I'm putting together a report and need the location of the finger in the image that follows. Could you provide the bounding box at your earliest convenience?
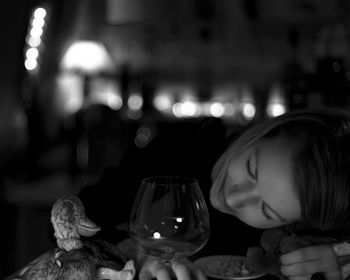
[339,261,350,279]
[325,270,342,280]
[172,259,207,280]
[139,269,154,280]
[281,263,313,277]
[332,243,350,257]
[191,265,207,280]
[289,271,342,280]
[154,267,172,280]
[139,261,171,280]
[139,267,171,280]
[172,261,192,280]
[281,259,338,277]
[281,245,334,265]
[288,275,312,280]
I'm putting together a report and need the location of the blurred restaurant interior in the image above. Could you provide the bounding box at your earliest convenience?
[1,0,350,276]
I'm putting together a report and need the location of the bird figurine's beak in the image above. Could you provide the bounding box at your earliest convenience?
[77,217,101,237]
[51,196,102,251]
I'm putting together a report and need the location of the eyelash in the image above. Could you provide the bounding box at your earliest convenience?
[260,201,272,220]
[246,157,256,179]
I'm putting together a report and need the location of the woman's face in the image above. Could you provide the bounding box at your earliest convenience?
[210,136,301,228]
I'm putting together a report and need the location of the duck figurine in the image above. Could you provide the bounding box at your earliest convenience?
[51,196,101,251]
[6,196,135,280]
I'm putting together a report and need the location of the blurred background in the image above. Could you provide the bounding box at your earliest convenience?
[1,0,350,276]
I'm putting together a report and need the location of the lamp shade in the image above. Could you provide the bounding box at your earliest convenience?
[61,40,115,74]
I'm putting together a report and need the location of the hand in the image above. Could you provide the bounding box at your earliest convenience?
[117,239,207,280]
[139,256,207,280]
[280,244,341,280]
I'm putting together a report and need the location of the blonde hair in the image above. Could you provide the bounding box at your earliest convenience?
[211,108,350,236]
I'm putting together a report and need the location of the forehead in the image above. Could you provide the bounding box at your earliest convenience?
[256,136,301,221]
[257,136,294,174]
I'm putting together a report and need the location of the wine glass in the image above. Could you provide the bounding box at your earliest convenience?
[128,176,210,264]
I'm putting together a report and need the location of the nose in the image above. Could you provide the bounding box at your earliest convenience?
[225,181,259,209]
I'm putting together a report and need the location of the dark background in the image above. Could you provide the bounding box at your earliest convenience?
[1,0,350,277]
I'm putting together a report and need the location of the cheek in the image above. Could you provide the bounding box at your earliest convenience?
[234,205,262,225]
[227,154,246,181]
[267,192,301,222]
[234,206,286,229]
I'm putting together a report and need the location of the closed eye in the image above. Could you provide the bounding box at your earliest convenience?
[260,200,273,220]
[246,155,256,180]
[260,199,286,223]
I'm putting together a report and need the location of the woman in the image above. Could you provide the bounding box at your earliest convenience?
[6,109,349,280]
[133,109,350,280]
